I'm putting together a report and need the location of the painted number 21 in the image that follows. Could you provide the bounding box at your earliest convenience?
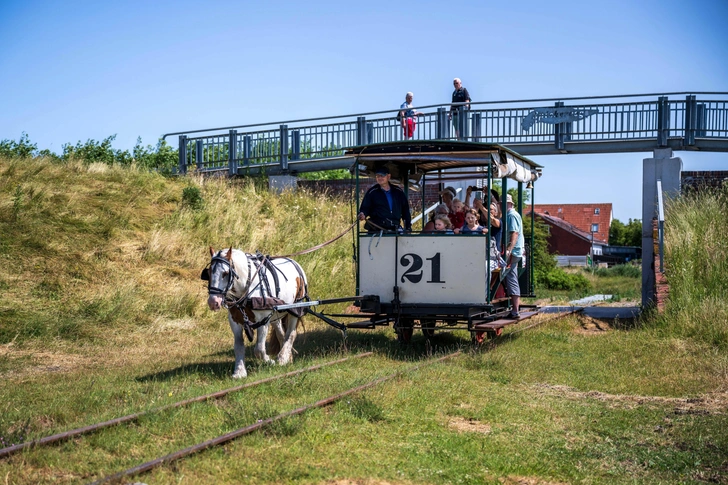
[400,253,445,284]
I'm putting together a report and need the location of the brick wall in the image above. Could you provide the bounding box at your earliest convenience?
[653,218,668,313]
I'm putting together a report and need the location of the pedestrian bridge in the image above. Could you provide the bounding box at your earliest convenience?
[164,91,728,175]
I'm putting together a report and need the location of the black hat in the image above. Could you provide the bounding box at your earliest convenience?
[375,166,390,175]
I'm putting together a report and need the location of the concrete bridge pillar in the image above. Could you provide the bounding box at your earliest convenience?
[642,148,681,308]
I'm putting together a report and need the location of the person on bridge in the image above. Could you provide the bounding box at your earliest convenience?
[399,92,423,139]
[449,78,471,139]
[504,194,524,318]
[358,166,412,233]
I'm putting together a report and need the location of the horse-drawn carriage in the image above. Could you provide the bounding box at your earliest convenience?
[305,140,543,344]
[205,141,543,377]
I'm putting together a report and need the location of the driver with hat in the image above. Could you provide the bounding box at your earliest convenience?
[358,166,412,233]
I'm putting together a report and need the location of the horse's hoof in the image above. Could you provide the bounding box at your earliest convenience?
[232,372,248,379]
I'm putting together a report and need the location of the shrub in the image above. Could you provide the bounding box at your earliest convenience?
[542,268,591,292]
[594,263,641,278]
[181,186,204,210]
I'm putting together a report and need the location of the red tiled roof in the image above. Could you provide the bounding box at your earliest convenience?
[529,203,612,244]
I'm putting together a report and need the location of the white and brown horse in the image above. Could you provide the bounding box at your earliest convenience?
[204,247,308,378]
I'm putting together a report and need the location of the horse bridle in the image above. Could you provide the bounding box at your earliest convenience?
[202,255,240,300]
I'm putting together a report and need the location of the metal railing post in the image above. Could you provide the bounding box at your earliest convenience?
[554,101,565,151]
[290,130,300,161]
[657,96,669,147]
[696,102,706,138]
[471,112,482,141]
[178,135,187,174]
[356,116,366,145]
[436,107,448,139]
[279,124,289,171]
[366,122,374,144]
[228,130,237,176]
[195,140,203,170]
[243,135,251,167]
[684,95,697,146]
[456,106,468,140]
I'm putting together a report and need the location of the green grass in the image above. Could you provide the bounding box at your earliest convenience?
[0,156,726,484]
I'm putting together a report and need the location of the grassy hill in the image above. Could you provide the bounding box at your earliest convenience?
[1,156,726,484]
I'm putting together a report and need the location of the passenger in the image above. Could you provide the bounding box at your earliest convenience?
[460,209,487,234]
[358,166,412,233]
[399,92,423,139]
[473,190,502,251]
[504,194,524,318]
[433,214,454,234]
[448,198,466,232]
[423,203,449,232]
[439,186,457,212]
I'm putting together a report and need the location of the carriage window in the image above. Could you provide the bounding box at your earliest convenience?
[594,208,600,215]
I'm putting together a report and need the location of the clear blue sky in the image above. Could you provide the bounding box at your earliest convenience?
[1,0,726,221]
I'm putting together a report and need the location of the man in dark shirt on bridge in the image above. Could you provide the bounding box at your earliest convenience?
[358,166,412,233]
[449,78,471,139]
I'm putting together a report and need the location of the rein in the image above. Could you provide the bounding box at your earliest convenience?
[269,221,357,259]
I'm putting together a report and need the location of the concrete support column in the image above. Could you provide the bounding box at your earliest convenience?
[642,148,681,308]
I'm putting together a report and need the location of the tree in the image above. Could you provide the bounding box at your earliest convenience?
[609,218,626,246]
[609,218,642,247]
[624,219,642,247]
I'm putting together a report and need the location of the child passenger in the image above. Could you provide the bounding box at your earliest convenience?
[460,209,488,234]
[433,214,454,234]
[448,198,466,232]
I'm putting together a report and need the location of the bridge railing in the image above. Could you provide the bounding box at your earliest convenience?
[169,92,728,175]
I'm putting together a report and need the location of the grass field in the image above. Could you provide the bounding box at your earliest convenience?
[0,156,725,484]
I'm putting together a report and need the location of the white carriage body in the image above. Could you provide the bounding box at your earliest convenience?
[359,234,492,305]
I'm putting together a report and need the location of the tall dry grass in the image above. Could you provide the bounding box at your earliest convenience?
[659,183,728,349]
[0,156,356,347]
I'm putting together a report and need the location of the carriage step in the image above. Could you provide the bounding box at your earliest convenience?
[472,311,538,330]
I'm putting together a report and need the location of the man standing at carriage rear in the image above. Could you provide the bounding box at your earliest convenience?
[449,78,471,139]
[399,92,423,139]
[358,166,412,233]
[504,194,524,318]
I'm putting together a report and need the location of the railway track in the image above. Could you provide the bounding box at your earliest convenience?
[0,353,373,460]
[2,309,578,484]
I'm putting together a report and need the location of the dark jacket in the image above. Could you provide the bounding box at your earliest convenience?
[359,184,412,231]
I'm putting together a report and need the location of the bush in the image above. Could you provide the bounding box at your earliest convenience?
[543,268,591,292]
[594,263,641,278]
[181,186,204,210]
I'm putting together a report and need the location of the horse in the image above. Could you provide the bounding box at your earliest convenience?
[203,247,308,378]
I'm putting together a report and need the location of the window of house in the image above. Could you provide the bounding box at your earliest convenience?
[594,208,600,215]
[591,223,599,232]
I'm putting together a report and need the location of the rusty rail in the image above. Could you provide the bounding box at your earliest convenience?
[0,353,373,459]
[90,351,461,484]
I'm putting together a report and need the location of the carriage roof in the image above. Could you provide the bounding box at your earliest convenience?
[346,141,542,182]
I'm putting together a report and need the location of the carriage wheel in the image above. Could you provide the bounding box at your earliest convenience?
[421,319,436,338]
[473,331,486,345]
[396,318,414,344]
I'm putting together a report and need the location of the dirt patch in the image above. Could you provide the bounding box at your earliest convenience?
[574,315,612,335]
[0,343,94,380]
[500,476,569,485]
[324,481,403,485]
[448,416,492,434]
[532,383,728,414]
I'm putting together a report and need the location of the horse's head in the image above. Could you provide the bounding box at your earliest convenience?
[205,246,240,311]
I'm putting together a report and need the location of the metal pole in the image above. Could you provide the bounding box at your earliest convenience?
[279,124,289,171]
[228,130,237,176]
[178,135,187,174]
